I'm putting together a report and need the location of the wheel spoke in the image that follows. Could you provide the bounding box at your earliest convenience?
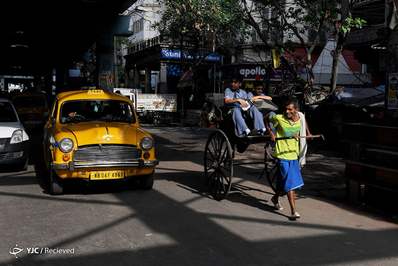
[269,165,278,182]
[266,162,278,191]
[212,171,220,195]
[220,170,231,187]
[205,147,216,162]
[221,167,231,173]
[209,171,217,190]
[220,158,232,172]
[205,164,215,172]
[216,136,225,157]
[219,142,228,163]
[206,169,216,182]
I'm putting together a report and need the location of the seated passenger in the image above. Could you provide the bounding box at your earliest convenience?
[248,81,278,135]
[247,81,273,102]
[224,74,266,137]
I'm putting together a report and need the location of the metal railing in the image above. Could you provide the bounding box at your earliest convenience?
[126,35,164,55]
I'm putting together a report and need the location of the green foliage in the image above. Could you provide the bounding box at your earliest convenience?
[154,0,248,54]
[341,17,366,34]
[153,0,365,90]
[239,0,366,91]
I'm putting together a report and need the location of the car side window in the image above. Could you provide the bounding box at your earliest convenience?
[0,102,18,122]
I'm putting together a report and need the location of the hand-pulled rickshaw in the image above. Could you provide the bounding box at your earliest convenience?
[202,93,323,201]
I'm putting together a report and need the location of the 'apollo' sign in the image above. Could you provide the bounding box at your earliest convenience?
[239,66,266,78]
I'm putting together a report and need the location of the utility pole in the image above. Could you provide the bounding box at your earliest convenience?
[114,36,119,88]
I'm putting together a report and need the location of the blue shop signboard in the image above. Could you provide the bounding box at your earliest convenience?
[161,49,220,62]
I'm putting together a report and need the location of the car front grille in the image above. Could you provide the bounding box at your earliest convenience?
[0,151,23,160]
[73,145,142,162]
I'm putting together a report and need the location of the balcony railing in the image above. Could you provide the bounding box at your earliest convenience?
[126,35,164,55]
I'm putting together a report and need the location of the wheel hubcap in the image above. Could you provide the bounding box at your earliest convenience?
[213,160,219,170]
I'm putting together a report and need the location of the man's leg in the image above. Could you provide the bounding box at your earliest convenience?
[274,189,298,217]
[287,190,297,215]
[271,189,283,210]
[231,108,249,135]
[248,107,266,133]
[273,159,302,218]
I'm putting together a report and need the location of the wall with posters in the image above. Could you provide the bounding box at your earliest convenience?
[136,93,177,112]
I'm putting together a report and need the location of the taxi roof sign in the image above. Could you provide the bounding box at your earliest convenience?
[87,89,104,94]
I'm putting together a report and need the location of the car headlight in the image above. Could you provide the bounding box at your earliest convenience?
[140,137,154,151]
[59,138,74,153]
[10,130,23,144]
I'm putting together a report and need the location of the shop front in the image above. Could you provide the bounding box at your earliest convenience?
[124,39,221,110]
[220,63,294,95]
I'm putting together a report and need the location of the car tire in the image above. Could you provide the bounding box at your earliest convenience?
[17,158,28,171]
[49,164,64,195]
[139,170,155,190]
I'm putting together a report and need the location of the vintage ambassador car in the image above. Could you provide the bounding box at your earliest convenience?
[43,89,159,195]
[12,93,49,130]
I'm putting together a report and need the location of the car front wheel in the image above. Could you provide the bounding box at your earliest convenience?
[17,158,28,171]
[49,161,64,195]
[139,170,155,190]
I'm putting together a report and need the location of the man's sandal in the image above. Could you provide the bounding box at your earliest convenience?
[271,196,283,210]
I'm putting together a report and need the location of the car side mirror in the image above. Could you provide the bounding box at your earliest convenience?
[50,117,56,126]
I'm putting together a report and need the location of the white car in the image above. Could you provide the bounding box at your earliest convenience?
[0,98,29,171]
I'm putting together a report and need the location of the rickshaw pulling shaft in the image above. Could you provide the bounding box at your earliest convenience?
[275,134,325,141]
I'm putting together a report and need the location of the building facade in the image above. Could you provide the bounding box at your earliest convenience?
[124,0,370,108]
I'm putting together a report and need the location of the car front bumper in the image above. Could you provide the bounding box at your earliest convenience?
[0,140,29,165]
[51,159,159,170]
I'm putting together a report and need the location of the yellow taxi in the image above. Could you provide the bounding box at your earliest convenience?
[12,92,50,130]
[43,89,159,195]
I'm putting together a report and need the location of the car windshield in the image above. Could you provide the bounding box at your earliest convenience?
[60,100,136,124]
[13,96,46,107]
[0,102,18,122]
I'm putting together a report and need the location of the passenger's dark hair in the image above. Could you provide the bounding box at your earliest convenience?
[283,98,299,110]
[231,74,243,83]
[253,81,263,87]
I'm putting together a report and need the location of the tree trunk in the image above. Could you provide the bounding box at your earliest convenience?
[330,34,346,93]
[331,0,350,93]
[280,54,307,88]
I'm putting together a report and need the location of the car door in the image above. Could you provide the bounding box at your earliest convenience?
[43,99,59,168]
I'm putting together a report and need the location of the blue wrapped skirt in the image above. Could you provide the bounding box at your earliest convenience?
[277,159,304,193]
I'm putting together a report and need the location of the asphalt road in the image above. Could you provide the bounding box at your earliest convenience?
[1,126,398,266]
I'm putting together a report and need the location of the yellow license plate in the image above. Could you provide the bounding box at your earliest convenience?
[90,171,124,180]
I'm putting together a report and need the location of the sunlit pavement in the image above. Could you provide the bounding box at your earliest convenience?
[1,126,397,265]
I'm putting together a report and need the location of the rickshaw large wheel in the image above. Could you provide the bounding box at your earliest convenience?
[264,143,279,193]
[204,130,233,200]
